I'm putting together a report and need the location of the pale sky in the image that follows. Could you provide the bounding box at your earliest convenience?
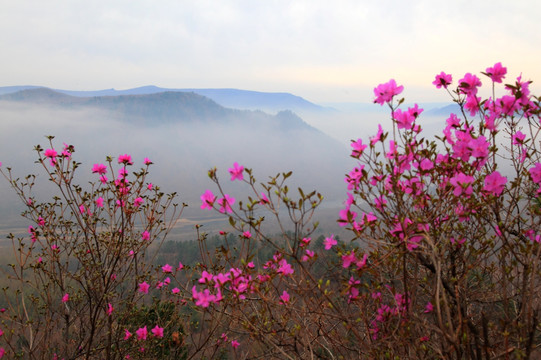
[1,0,540,103]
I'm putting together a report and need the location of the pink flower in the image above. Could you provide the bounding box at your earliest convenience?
[373,79,404,105]
[231,340,240,349]
[342,251,356,268]
[260,192,270,204]
[92,163,107,175]
[483,171,507,196]
[242,231,252,238]
[393,108,415,130]
[118,154,133,165]
[432,71,452,88]
[95,197,104,208]
[200,190,216,210]
[198,270,213,284]
[370,124,384,146]
[44,148,57,159]
[151,325,164,338]
[449,173,475,197]
[468,136,489,158]
[172,287,180,294]
[218,194,235,214]
[136,326,148,340]
[177,261,184,270]
[147,183,153,190]
[323,235,337,250]
[228,162,244,181]
[458,73,482,96]
[107,303,114,316]
[133,197,144,208]
[141,231,150,241]
[419,159,434,171]
[424,302,434,313]
[162,264,173,273]
[351,138,367,157]
[0,347,5,358]
[485,62,507,83]
[62,293,69,303]
[143,157,152,165]
[138,281,150,294]
[530,163,541,184]
[280,290,290,304]
[44,148,57,166]
[124,329,132,340]
[277,259,294,276]
[192,286,217,308]
[512,131,526,145]
[302,249,315,262]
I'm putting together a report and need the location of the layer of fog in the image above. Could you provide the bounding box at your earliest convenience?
[0,102,354,240]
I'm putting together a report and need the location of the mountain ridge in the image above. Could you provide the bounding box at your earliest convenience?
[0,85,334,114]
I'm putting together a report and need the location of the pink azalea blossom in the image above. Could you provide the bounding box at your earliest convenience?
[95,197,104,208]
[192,286,217,307]
[162,264,173,273]
[483,171,507,196]
[323,235,337,250]
[124,329,132,340]
[458,73,482,96]
[424,302,434,313]
[485,62,507,83]
[449,173,475,197]
[138,281,150,294]
[277,259,294,276]
[143,157,152,165]
[242,231,252,238]
[118,154,133,165]
[530,163,541,184]
[231,340,240,349]
[62,293,69,303]
[172,287,180,294]
[260,192,270,204]
[141,231,150,241]
[136,326,148,340]
[342,252,356,268]
[44,148,57,166]
[351,138,367,157]
[228,162,244,181]
[133,197,144,208]
[218,194,235,214]
[200,190,216,210]
[151,325,164,338]
[177,261,184,270]
[92,163,107,175]
[370,124,384,145]
[280,290,290,304]
[432,71,452,88]
[512,131,526,145]
[373,79,404,105]
[107,303,114,316]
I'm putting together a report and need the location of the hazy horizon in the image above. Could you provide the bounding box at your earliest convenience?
[1,1,540,104]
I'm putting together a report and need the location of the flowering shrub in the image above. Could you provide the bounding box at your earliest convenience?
[0,140,189,359]
[1,63,541,359]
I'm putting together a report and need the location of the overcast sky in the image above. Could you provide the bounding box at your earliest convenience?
[1,0,540,103]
